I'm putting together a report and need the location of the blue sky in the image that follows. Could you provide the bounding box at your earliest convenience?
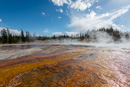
[0,0,130,36]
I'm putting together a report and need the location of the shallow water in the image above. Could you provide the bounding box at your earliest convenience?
[0,45,45,50]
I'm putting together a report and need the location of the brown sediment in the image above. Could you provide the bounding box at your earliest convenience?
[0,50,73,68]
[0,46,88,86]
[0,45,129,87]
[0,45,67,68]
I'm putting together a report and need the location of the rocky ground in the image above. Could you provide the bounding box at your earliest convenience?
[0,43,129,87]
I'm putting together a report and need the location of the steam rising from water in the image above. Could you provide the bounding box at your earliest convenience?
[53,39,130,48]
[51,31,130,49]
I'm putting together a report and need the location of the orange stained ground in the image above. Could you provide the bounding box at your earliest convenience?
[0,46,129,87]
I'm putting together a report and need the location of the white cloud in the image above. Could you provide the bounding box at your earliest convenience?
[51,0,99,11]
[65,31,78,36]
[42,12,45,15]
[68,5,130,32]
[0,27,20,35]
[43,29,48,33]
[66,10,69,16]
[88,9,91,12]
[70,0,92,11]
[0,19,2,22]
[56,8,63,13]
[96,6,102,9]
[9,29,21,35]
[52,32,63,36]
[86,11,96,18]
[107,0,130,7]
[58,16,62,19]
[51,0,71,6]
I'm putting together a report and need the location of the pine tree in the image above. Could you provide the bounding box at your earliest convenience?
[21,30,25,42]
[7,28,10,43]
[1,29,7,43]
[26,31,30,42]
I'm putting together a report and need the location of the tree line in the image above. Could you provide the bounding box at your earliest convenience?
[0,27,130,44]
[78,27,130,42]
[0,28,35,43]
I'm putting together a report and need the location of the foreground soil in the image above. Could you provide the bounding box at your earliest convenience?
[0,45,129,87]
